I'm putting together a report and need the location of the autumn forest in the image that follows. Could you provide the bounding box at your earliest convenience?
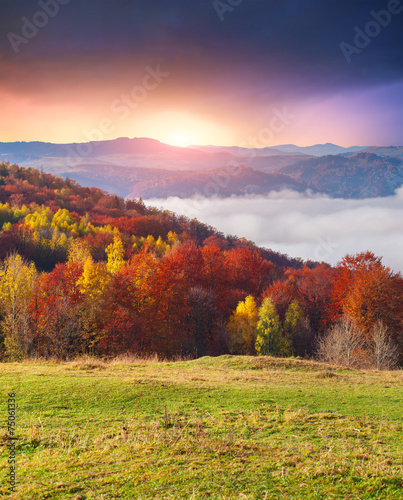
[0,161,402,367]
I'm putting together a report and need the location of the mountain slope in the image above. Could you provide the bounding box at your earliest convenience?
[0,137,194,157]
[343,146,403,160]
[127,165,309,199]
[272,143,367,156]
[281,152,403,198]
[187,145,305,156]
[1,138,403,199]
[0,138,314,197]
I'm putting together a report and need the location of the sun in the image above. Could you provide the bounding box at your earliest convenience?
[134,111,233,147]
[169,133,192,147]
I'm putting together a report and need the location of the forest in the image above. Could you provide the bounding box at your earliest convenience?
[0,161,402,366]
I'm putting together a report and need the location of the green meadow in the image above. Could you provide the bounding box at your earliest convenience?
[1,355,402,499]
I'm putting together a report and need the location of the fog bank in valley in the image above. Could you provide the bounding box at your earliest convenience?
[147,188,403,273]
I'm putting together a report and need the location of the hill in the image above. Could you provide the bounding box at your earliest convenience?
[0,138,312,197]
[343,146,403,160]
[0,161,402,365]
[128,152,403,200]
[0,161,303,270]
[1,355,402,499]
[127,165,310,199]
[187,144,306,156]
[189,143,367,157]
[272,143,367,156]
[0,137,192,157]
[280,152,403,198]
[2,139,403,199]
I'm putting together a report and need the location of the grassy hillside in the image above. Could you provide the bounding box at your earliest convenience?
[1,356,402,499]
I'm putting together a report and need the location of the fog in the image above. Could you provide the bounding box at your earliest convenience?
[147,188,403,273]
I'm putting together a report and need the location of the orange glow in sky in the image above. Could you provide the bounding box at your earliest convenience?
[133,111,234,147]
[0,2,402,147]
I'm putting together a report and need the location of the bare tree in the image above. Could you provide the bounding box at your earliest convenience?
[316,316,368,368]
[35,294,85,360]
[370,320,399,370]
[186,286,221,357]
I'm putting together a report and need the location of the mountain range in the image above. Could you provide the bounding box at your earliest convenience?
[1,138,402,199]
[190,142,367,157]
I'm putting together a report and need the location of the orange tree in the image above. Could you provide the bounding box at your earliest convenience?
[332,252,403,352]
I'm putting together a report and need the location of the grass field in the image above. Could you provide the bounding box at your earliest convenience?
[1,355,402,499]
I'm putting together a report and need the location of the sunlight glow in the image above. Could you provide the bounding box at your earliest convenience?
[169,133,192,147]
[134,111,233,147]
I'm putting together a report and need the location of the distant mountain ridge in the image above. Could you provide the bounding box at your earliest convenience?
[272,143,367,156]
[127,165,310,199]
[187,145,304,157]
[280,152,403,198]
[343,146,403,160]
[0,138,402,199]
[189,142,368,157]
[0,137,316,196]
[0,137,184,157]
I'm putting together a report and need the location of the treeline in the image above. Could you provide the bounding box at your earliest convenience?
[0,162,402,365]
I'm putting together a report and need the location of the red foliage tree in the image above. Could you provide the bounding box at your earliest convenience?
[30,262,84,358]
[332,252,403,349]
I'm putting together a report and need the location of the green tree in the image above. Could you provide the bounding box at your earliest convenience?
[255,298,292,356]
[284,300,311,357]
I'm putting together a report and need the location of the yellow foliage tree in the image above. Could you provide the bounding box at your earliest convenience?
[68,239,92,263]
[106,230,125,274]
[155,236,168,256]
[0,254,37,359]
[76,256,110,347]
[77,256,110,301]
[227,295,258,354]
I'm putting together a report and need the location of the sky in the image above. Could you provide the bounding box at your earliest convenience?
[0,0,402,147]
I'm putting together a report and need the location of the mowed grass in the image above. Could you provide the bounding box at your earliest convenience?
[1,355,402,500]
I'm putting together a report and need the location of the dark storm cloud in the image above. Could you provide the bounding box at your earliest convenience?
[1,0,402,92]
[0,0,402,144]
